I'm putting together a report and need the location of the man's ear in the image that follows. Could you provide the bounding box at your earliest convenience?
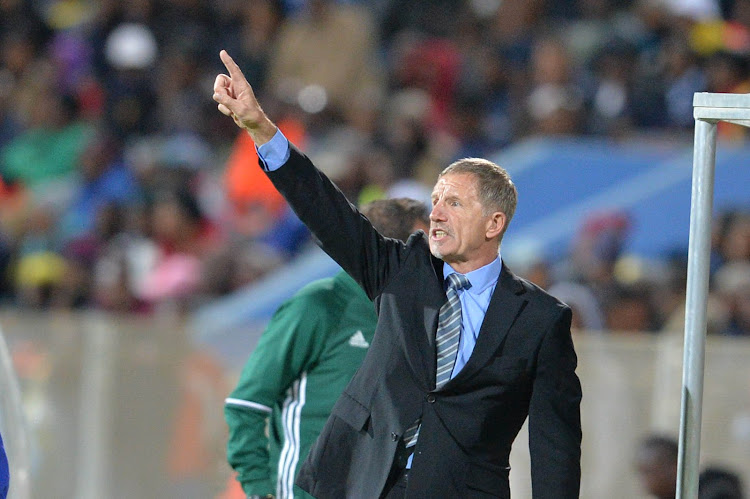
[486,211,506,240]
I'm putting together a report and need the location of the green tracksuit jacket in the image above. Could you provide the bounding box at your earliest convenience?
[225,271,376,498]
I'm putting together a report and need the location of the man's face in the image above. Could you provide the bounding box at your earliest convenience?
[429,173,504,273]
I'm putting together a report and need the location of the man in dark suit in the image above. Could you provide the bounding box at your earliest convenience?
[214,50,581,499]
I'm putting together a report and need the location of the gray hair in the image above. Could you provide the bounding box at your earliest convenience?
[439,158,518,227]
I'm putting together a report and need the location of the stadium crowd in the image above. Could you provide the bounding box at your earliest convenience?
[0,0,748,336]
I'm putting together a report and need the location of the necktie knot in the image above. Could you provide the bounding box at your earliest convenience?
[446,273,471,292]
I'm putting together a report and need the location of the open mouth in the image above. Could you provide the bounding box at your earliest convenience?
[431,228,449,240]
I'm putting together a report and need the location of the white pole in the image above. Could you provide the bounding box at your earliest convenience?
[75,313,117,499]
[676,117,717,498]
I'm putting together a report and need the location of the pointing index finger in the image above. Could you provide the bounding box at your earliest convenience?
[220,50,245,82]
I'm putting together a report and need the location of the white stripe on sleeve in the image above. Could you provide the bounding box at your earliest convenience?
[224,397,273,413]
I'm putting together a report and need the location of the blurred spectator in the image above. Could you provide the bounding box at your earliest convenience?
[548,281,605,331]
[223,0,284,93]
[58,132,139,243]
[715,211,750,266]
[558,0,628,66]
[664,0,722,21]
[0,12,50,131]
[13,203,67,308]
[139,188,215,313]
[525,36,584,136]
[604,282,659,332]
[96,16,160,138]
[714,261,750,336]
[490,0,544,55]
[0,229,11,300]
[201,241,284,298]
[93,203,157,313]
[587,41,638,136]
[355,146,398,206]
[562,211,632,316]
[520,257,553,291]
[380,0,463,45]
[391,36,462,134]
[635,434,678,499]
[662,35,707,128]
[1,91,92,192]
[0,1,50,51]
[223,121,304,229]
[154,0,217,59]
[353,143,430,206]
[381,88,443,183]
[449,91,496,160]
[155,48,211,136]
[222,120,311,260]
[266,0,383,121]
[55,202,126,309]
[629,1,673,128]
[699,466,745,499]
[659,254,732,336]
[705,51,750,140]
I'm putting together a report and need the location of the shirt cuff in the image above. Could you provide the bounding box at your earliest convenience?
[256,128,291,171]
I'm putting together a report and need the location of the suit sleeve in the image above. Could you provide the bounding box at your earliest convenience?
[528,306,582,499]
[265,146,410,300]
[224,292,330,496]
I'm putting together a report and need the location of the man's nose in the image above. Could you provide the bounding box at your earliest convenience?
[430,203,445,221]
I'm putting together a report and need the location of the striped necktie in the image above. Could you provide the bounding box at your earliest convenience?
[404,272,471,449]
[435,272,472,389]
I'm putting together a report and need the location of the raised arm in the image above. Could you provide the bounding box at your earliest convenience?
[211,50,413,299]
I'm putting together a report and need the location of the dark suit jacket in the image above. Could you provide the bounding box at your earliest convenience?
[266,146,582,498]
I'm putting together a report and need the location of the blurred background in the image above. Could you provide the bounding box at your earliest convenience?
[0,0,749,497]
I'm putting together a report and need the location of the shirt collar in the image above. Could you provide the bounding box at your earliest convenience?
[443,255,502,295]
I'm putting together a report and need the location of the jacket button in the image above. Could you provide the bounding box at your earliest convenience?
[391,432,399,441]
[427,394,436,403]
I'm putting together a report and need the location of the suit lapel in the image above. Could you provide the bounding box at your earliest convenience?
[402,255,444,391]
[427,255,445,357]
[442,264,527,389]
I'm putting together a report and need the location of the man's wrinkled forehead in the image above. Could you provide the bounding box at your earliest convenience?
[431,173,477,198]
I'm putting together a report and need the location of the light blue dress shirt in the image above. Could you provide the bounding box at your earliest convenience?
[443,259,502,379]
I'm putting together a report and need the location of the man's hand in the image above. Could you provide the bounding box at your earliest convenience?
[213,50,277,145]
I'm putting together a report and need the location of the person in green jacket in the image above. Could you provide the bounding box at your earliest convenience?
[225,197,429,499]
